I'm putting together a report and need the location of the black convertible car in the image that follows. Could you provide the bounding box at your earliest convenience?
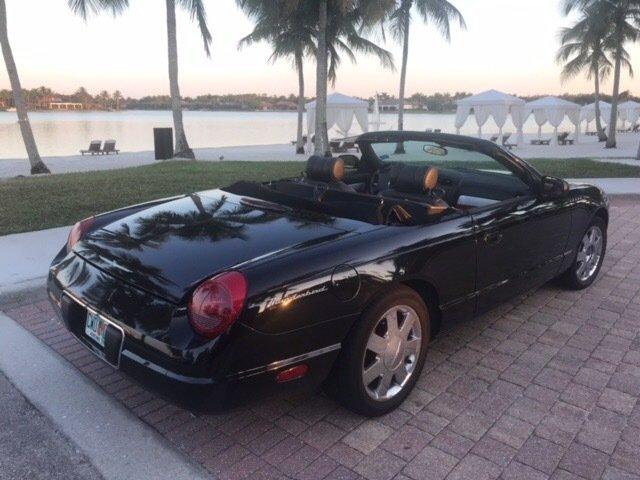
[47,131,608,416]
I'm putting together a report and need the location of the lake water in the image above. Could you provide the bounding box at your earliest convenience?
[0,110,578,159]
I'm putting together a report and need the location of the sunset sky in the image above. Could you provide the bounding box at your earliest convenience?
[1,0,638,99]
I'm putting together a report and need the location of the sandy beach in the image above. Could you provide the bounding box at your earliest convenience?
[1,132,639,179]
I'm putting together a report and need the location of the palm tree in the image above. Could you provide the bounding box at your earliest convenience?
[390,0,465,133]
[237,1,316,154]
[0,0,50,174]
[98,89,111,109]
[314,0,396,155]
[112,90,123,110]
[557,5,616,141]
[69,0,212,158]
[563,0,640,148]
[315,0,330,154]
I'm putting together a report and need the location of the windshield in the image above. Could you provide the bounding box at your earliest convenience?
[370,140,510,174]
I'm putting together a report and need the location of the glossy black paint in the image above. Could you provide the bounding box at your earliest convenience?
[47,132,608,410]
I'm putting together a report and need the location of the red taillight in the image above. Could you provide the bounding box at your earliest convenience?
[276,364,309,383]
[67,216,95,251]
[188,271,247,339]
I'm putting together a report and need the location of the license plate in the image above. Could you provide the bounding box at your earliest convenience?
[85,311,108,347]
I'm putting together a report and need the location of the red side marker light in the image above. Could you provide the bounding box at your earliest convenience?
[276,364,309,383]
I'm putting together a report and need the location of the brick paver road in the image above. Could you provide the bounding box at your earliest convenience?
[3,197,640,480]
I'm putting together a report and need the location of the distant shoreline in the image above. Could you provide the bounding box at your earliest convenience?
[0,108,454,115]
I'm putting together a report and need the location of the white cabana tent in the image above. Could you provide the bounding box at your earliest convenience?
[618,101,640,129]
[455,89,526,147]
[306,92,369,140]
[524,96,581,146]
[580,101,612,133]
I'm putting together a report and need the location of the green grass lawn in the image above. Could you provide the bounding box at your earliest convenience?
[1,158,638,236]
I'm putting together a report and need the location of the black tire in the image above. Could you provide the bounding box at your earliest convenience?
[329,285,430,416]
[560,216,607,290]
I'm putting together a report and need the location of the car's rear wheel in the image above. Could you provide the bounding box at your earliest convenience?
[561,217,606,289]
[330,286,430,416]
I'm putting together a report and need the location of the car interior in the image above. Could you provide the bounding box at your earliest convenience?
[224,138,535,227]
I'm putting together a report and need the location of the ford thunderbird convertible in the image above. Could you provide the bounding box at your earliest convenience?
[47,131,608,416]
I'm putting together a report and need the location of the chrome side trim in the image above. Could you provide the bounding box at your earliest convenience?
[229,343,341,379]
[62,290,126,369]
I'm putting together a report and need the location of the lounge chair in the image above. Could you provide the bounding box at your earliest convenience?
[530,137,551,145]
[102,140,120,155]
[558,132,574,145]
[80,140,102,155]
[502,133,517,150]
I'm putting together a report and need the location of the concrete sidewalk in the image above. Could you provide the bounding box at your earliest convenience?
[0,226,69,299]
[0,312,209,480]
[0,371,104,480]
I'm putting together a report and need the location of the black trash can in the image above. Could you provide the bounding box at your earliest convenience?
[153,128,173,160]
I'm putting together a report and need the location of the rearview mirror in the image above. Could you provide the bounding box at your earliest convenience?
[540,176,568,199]
[423,144,448,156]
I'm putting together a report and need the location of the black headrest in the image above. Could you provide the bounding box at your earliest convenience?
[306,155,345,183]
[390,164,438,193]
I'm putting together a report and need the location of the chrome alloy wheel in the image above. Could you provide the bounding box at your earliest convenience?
[576,226,603,282]
[362,305,422,401]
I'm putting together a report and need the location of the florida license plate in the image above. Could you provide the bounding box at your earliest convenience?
[85,311,108,347]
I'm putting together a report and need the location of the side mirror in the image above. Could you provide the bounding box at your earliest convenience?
[540,176,568,199]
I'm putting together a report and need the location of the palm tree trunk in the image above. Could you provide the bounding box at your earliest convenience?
[0,0,49,174]
[165,0,194,159]
[594,74,606,142]
[295,48,305,155]
[606,42,623,149]
[397,1,411,132]
[314,0,329,156]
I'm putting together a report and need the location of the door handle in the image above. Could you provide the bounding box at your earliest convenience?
[483,232,503,245]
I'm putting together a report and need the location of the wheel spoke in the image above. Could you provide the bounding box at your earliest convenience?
[404,338,420,356]
[576,250,587,263]
[363,359,384,385]
[376,369,394,397]
[366,333,387,355]
[387,310,400,339]
[399,311,415,340]
[393,364,409,385]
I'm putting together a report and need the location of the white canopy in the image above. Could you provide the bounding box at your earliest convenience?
[618,100,640,127]
[580,101,612,126]
[455,89,526,147]
[525,96,581,145]
[306,92,369,139]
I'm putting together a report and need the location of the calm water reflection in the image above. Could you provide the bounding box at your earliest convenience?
[0,110,576,158]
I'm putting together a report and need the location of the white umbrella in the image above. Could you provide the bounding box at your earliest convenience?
[525,96,581,145]
[455,89,526,147]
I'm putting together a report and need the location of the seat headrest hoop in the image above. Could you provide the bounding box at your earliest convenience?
[390,164,438,193]
[306,155,345,183]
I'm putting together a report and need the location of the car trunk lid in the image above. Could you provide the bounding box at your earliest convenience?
[74,190,352,302]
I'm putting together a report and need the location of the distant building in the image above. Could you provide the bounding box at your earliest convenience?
[49,102,84,110]
[377,99,416,112]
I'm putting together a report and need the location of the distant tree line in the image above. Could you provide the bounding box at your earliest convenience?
[4,87,638,114]
[0,86,125,110]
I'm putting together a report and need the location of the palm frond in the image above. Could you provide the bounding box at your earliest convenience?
[67,0,129,20]
[415,0,466,42]
[176,0,212,57]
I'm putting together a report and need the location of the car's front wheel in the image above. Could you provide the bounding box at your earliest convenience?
[331,286,430,416]
[561,217,607,289]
